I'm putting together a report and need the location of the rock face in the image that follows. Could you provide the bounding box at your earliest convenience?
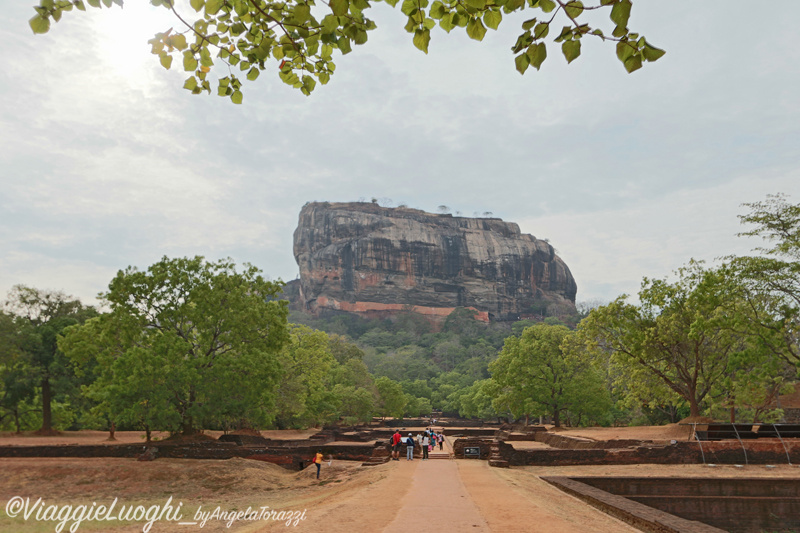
[293,202,577,321]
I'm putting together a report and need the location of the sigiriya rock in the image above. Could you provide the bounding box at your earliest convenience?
[292,201,577,322]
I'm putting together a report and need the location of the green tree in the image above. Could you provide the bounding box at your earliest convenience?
[727,194,800,366]
[0,312,39,432]
[60,256,289,435]
[331,383,375,424]
[489,323,601,426]
[3,286,96,433]
[575,262,767,419]
[331,357,374,388]
[374,376,406,418]
[328,333,366,364]
[453,378,497,419]
[0,311,33,432]
[403,393,432,417]
[275,324,337,428]
[29,0,663,102]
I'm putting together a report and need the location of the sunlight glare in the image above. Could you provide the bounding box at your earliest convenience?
[93,1,177,83]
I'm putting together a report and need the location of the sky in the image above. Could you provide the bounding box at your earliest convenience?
[2,1,799,308]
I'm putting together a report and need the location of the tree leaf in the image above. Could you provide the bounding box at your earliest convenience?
[563,0,583,19]
[338,38,352,54]
[29,14,50,34]
[642,41,666,62]
[615,40,633,62]
[483,10,501,31]
[400,0,417,16]
[190,0,204,12]
[159,53,173,70]
[430,1,446,19]
[533,21,549,39]
[610,0,631,30]
[231,90,243,104]
[183,51,198,71]
[330,0,349,15]
[466,18,486,41]
[527,42,546,70]
[295,4,311,22]
[439,12,455,32]
[413,28,430,53]
[321,14,339,33]
[562,39,580,63]
[302,75,316,93]
[623,53,642,73]
[167,33,188,51]
[514,52,529,74]
[205,0,223,15]
[247,67,260,80]
[537,0,555,13]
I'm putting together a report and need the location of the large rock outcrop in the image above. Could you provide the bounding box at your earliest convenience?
[293,202,577,321]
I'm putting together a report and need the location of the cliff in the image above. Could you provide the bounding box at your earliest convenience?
[293,202,577,321]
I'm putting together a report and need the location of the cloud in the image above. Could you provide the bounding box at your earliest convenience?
[2,1,799,307]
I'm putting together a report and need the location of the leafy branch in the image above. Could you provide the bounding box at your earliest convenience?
[30,0,664,101]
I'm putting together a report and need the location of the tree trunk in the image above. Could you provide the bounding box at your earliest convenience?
[40,377,52,432]
[552,406,561,428]
[108,421,116,441]
[181,389,196,435]
[14,411,21,434]
[729,386,736,423]
[688,396,700,418]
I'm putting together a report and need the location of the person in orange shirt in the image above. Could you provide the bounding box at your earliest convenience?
[313,451,324,479]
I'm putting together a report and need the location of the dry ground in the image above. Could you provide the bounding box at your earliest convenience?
[1,425,795,532]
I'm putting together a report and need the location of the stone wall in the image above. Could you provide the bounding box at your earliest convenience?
[0,441,383,471]
[497,439,800,466]
[565,477,800,533]
[452,439,494,460]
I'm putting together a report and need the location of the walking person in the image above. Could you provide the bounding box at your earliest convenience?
[422,433,429,460]
[438,432,444,451]
[312,450,324,479]
[405,433,416,460]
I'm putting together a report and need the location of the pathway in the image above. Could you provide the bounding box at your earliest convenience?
[279,431,640,533]
[383,460,490,531]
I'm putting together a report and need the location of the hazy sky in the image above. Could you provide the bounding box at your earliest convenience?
[2,1,798,307]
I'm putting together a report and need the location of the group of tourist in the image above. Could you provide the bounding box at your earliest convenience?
[391,429,445,461]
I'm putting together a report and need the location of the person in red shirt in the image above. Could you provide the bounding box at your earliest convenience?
[391,430,402,461]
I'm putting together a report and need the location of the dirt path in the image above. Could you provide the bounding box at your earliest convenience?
[277,456,640,533]
[385,460,489,531]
